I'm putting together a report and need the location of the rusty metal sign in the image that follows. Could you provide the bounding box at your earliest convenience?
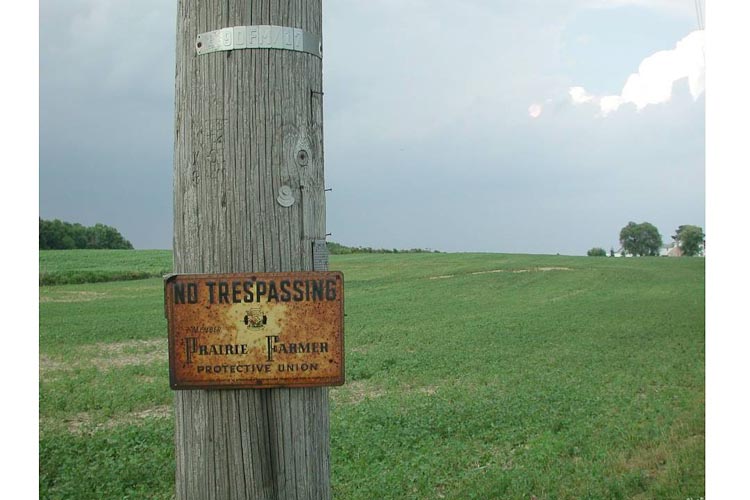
[165,272,344,390]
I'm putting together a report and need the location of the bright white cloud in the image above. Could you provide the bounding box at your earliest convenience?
[528,103,543,118]
[570,30,705,116]
[599,95,624,115]
[569,86,595,104]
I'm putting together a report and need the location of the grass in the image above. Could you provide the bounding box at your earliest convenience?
[39,251,704,499]
[39,249,172,285]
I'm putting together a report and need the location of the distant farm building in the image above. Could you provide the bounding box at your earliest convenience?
[613,240,705,257]
[660,240,706,257]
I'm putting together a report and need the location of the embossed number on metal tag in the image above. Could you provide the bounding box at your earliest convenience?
[196,25,322,58]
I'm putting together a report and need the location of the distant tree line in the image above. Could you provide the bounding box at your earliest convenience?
[326,241,438,255]
[587,222,704,257]
[39,218,133,250]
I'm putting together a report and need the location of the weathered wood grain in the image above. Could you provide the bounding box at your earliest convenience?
[173,1,329,498]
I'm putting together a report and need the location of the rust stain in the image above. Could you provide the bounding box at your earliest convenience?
[165,272,345,389]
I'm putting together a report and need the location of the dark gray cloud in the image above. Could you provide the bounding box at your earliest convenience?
[40,0,175,249]
[40,0,704,254]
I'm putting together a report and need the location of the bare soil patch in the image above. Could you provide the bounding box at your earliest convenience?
[85,339,166,370]
[429,267,572,280]
[65,405,173,435]
[471,269,508,276]
[417,385,438,396]
[40,291,108,303]
[40,340,167,380]
[331,380,386,405]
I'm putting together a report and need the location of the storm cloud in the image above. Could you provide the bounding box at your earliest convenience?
[40,0,704,255]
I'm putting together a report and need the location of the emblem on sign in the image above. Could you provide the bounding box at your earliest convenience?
[244,308,268,329]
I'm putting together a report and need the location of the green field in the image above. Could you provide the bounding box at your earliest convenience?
[39,251,705,499]
[39,249,172,285]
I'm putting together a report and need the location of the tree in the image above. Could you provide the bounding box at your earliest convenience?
[587,247,607,257]
[87,223,133,249]
[619,221,663,256]
[673,225,705,256]
[39,218,133,250]
[39,219,62,249]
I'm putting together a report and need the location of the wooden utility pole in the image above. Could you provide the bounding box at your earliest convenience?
[172,1,330,498]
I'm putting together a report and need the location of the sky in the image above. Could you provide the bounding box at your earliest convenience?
[39,0,706,255]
